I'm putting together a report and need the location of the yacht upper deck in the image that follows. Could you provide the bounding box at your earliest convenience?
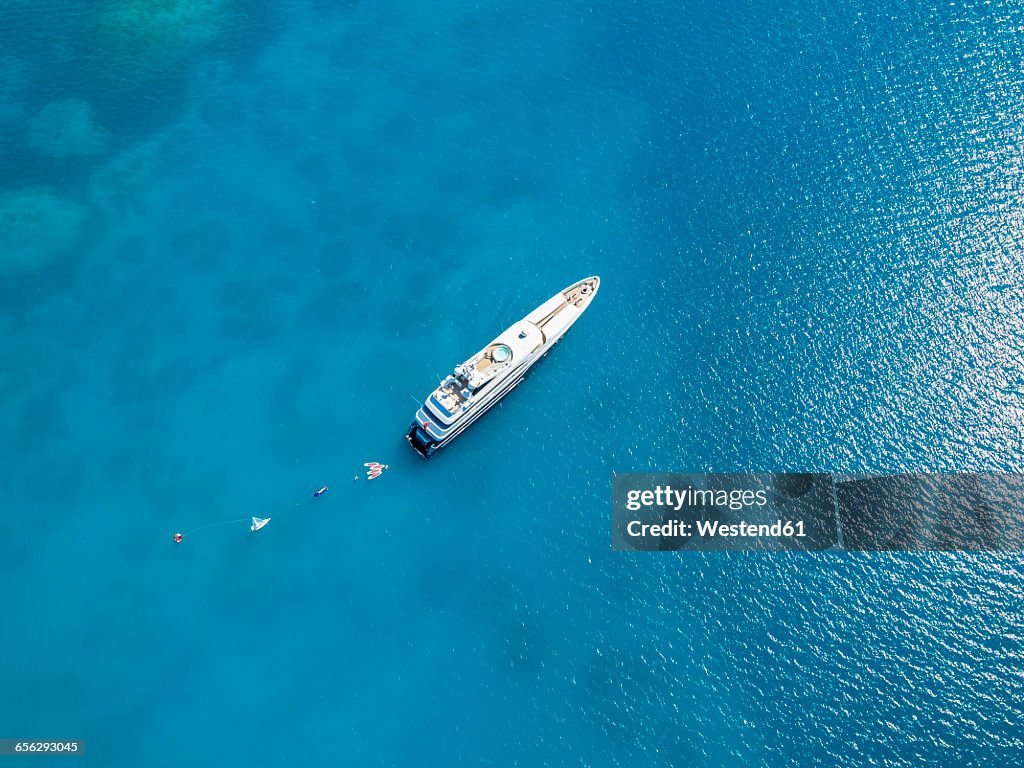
[430,320,544,414]
[426,277,599,419]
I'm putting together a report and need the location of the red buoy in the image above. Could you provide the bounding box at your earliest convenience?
[174,533,183,543]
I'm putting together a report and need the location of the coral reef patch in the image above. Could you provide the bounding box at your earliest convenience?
[0,187,88,275]
[90,0,235,75]
[29,99,108,159]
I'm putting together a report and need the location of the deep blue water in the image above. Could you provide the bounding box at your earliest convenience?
[2,1,1023,766]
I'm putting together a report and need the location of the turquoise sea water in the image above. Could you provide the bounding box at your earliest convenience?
[2,1,1023,766]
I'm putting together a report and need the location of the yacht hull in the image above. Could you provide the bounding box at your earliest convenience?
[406,276,599,458]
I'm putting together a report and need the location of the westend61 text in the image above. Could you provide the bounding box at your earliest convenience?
[626,519,807,539]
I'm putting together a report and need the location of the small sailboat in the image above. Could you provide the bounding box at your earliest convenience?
[250,516,271,533]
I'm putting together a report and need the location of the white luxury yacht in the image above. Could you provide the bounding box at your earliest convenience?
[406,276,600,457]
